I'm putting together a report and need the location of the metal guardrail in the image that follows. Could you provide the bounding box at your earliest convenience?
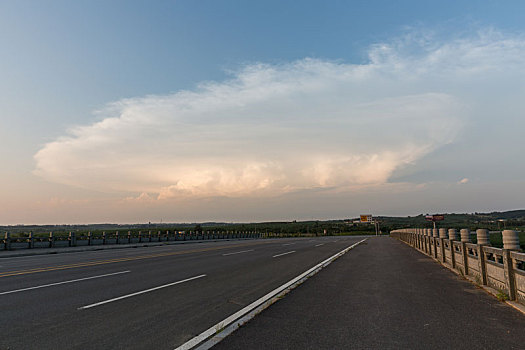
[1,231,264,251]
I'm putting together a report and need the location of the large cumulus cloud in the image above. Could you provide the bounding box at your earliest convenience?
[34,29,525,199]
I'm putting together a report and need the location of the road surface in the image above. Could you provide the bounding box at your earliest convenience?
[0,236,363,349]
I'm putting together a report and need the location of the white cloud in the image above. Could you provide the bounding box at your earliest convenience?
[458,178,469,184]
[34,29,525,199]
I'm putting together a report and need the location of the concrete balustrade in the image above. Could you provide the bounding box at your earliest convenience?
[476,229,490,245]
[391,227,525,308]
[433,228,439,238]
[460,229,471,243]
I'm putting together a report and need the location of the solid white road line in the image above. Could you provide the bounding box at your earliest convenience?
[272,251,296,258]
[222,249,254,256]
[0,271,131,296]
[78,274,206,310]
[282,243,295,246]
[175,238,367,350]
[315,243,324,247]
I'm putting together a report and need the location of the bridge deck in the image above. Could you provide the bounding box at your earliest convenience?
[215,237,525,349]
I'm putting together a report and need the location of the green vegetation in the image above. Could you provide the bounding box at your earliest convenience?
[496,290,509,302]
[1,210,524,249]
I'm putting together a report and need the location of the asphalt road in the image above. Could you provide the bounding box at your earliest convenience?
[0,236,364,349]
[215,238,525,350]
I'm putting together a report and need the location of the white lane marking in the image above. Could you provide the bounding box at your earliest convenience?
[222,249,254,256]
[282,243,295,246]
[315,243,324,247]
[176,239,367,350]
[0,271,130,296]
[78,274,206,310]
[333,240,339,243]
[272,251,296,258]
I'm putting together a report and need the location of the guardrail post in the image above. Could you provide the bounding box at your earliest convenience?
[116,231,119,244]
[148,231,152,242]
[28,231,34,249]
[4,232,11,250]
[157,231,161,242]
[102,231,106,245]
[128,231,132,244]
[138,231,142,243]
[87,231,92,246]
[49,232,54,248]
[166,230,170,241]
[69,232,76,247]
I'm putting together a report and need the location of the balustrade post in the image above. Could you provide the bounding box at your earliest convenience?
[116,231,119,244]
[502,230,520,300]
[87,231,92,246]
[460,229,471,243]
[102,231,106,245]
[49,232,54,248]
[128,231,132,244]
[476,229,489,285]
[502,230,520,250]
[476,229,490,245]
[448,229,458,268]
[439,228,447,263]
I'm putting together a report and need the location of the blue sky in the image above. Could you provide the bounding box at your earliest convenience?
[1,1,525,224]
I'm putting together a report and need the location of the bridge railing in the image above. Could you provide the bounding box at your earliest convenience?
[1,230,265,251]
[390,228,525,307]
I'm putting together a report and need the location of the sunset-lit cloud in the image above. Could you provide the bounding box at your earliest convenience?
[34,29,525,200]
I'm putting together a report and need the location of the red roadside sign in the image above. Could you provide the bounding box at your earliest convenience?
[425,215,444,222]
